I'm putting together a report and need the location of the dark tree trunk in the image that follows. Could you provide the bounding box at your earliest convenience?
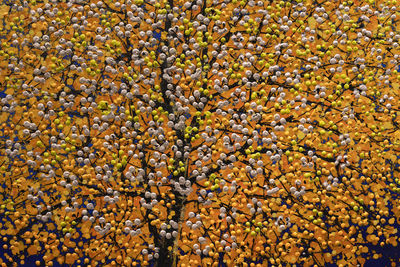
[151,196,185,267]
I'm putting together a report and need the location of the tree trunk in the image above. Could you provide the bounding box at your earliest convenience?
[152,196,186,267]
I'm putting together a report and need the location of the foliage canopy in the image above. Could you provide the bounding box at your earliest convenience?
[1,0,400,266]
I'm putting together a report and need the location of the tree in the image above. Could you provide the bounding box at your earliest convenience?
[1,0,400,266]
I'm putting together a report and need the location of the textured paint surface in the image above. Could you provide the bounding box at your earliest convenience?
[1,0,400,266]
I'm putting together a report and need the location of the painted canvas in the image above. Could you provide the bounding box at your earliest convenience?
[0,0,400,266]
